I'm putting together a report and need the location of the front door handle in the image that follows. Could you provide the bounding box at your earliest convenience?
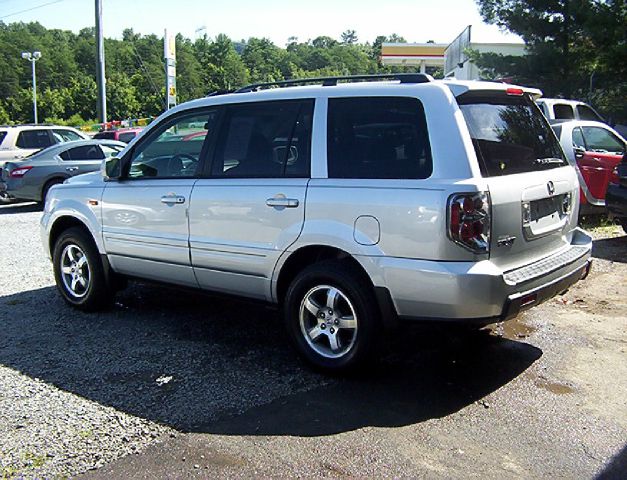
[161,194,186,205]
[266,196,299,208]
[66,166,79,172]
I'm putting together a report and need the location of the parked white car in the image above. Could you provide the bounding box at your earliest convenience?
[0,125,88,168]
[536,98,604,123]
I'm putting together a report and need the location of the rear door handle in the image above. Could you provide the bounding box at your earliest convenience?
[161,194,186,205]
[66,166,79,172]
[266,196,299,208]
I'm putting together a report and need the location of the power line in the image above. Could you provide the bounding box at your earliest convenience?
[0,0,65,21]
[129,42,167,109]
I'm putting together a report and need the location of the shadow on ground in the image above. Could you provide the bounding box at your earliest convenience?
[0,283,541,436]
[592,235,627,263]
[0,201,41,214]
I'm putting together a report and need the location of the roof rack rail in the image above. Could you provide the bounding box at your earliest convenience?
[234,73,433,93]
[206,89,235,97]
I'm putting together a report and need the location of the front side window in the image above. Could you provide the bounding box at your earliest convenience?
[211,100,313,178]
[576,105,602,122]
[128,111,217,179]
[60,145,105,161]
[101,144,123,158]
[53,129,83,143]
[553,104,575,120]
[16,130,52,149]
[327,97,432,179]
[581,127,625,154]
[458,93,567,176]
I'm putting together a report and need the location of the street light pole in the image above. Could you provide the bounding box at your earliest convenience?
[95,0,107,124]
[21,51,41,124]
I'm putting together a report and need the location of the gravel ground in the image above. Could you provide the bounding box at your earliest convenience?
[0,201,626,479]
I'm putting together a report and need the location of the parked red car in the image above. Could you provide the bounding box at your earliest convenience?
[93,127,143,144]
[552,121,626,212]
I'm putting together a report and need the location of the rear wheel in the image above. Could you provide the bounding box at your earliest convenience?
[284,261,380,371]
[52,227,114,311]
[620,218,627,235]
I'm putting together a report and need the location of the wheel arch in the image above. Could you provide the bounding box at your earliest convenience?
[273,245,398,328]
[41,175,69,201]
[48,216,93,255]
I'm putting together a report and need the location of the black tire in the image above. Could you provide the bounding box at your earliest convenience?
[42,178,64,204]
[620,218,627,235]
[283,260,380,371]
[52,227,114,311]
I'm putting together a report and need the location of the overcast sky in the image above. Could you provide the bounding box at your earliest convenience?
[0,0,522,45]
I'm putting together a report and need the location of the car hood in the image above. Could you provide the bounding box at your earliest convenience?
[65,171,104,186]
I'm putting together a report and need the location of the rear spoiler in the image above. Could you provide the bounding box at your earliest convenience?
[444,80,543,100]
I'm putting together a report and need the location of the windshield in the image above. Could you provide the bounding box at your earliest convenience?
[458,93,567,177]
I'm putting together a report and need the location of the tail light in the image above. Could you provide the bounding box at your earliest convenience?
[9,166,33,178]
[609,167,619,186]
[506,87,524,96]
[447,192,491,253]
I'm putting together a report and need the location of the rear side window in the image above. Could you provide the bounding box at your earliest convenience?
[16,130,52,149]
[458,93,567,177]
[576,105,602,122]
[211,100,313,178]
[118,132,137,143]
[327,97,432,179]
[0,131,6,146]
[553,104,575,120]
[59,145,105,161]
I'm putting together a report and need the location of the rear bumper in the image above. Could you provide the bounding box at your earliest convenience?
[606,184,627,219]
[360,227,592,323]
[0,178,33,201]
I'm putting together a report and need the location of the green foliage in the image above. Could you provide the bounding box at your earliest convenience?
[0,22,426,125]
[473,0,627,123]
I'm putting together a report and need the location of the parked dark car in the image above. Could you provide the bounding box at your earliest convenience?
[0,140,124,204]
[606,154,627,233]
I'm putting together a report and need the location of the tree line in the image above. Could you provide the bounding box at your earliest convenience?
[0,22,417,125]
[472,0,626,124]
[1,0,625,126]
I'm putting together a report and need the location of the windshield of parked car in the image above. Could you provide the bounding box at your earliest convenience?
[93,131,116,140]
[458,93,567,177]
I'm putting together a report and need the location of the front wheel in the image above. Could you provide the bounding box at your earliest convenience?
[52,227,114,311]
[284,261,380,371]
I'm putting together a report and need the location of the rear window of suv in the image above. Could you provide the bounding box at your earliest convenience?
[327,97,432,179]
[458,93,567,177]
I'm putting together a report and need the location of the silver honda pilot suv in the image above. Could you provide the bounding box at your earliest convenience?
[41,74,592,371]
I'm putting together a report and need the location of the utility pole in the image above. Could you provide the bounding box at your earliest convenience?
[21,51,41,124]
[95,0,107,124]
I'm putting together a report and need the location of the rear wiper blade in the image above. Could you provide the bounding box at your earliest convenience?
[535,157,564,165]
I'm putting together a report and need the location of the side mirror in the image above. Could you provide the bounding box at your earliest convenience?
[573,146,585,160]
[102,156,123,180]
